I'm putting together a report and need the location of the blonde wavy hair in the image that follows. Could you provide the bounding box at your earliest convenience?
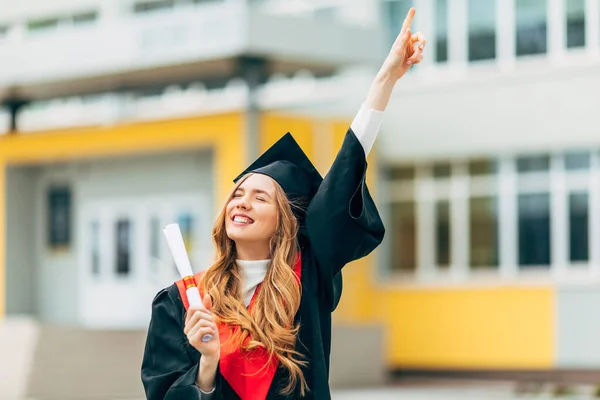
[200,173,308,396]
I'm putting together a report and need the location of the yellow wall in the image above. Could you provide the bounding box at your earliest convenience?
[0,113,245,204]
[381,287,554,369]
[260,114,315,156]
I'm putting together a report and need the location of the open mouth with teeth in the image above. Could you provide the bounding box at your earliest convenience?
[232,215,255,225]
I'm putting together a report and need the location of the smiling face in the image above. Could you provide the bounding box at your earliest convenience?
[225,173,279,249]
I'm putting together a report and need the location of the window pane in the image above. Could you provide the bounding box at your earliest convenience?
[178,213,195,252]
[134,0,175,14]
[91,221,100,276]
[516,0,548,56]
[516,154,550,172]
[433,162,452,178]
[391,202,417,272]
[565,151,591,170]
[569,192,589,262]
[469,159,498,176]
[436,201,451,267]
[27,17,60,33]
[468,0,496,61]
[384,0,413,47]
[518,193,551,266]
[116,219,132,276]
[48,187,71,249]
[72,11,98,25]
[470,197,499,268]
[388,165,416,181]
[566,0,586,48]
[436,0,449,62]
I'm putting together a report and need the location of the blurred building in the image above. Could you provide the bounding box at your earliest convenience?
[1,0,600,389]
[371,0,600,381]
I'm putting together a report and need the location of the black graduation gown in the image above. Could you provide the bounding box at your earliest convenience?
[141,129,385,399]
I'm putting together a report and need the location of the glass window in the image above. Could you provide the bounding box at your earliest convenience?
[384,0,413,47]
[566,0,586,48]
[178,213,195,252]
[565,151,591,171]
[72,11,98,25]
[469,159,498,176]
[91,221,100,276]
[133,0,176,14]
[387,165,416,181]
[391,202,417,272]
[468,0,496,61]
[516,154,550,173]
[27,17,61,33]
[116,219,132,276]
[433,162,452,178]
[518,193,551,267]
[436,200,451,267]
[470,197,499,268]
[516,0,548,56]
[48,187,71,250]
[150,217,160,260]
[569,192,589,262]
[436,0,449,62]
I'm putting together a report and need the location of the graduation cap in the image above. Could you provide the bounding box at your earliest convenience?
[233,133,323,216]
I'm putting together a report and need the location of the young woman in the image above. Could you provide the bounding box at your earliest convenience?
[142,8,425,400]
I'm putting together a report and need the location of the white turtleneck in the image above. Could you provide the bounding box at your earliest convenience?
[237,259,270,306]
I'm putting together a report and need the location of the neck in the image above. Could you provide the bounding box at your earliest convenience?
[234,241,271,260]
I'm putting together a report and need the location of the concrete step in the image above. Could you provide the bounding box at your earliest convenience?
[0,317,39,399]
[24,326,147,400]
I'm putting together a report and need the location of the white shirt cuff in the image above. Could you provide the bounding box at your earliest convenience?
[198,384,216,398]
[350,103,385,157]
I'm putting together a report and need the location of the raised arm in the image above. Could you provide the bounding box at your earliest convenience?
[366,8,425,112]
[350,8,426,157]
[305,8,426,310]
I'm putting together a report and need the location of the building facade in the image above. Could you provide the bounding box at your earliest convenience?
[370,0,600,375]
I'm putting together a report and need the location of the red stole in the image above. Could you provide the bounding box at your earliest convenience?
[175,258,302,400]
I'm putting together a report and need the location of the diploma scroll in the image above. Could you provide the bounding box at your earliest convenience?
[163,223,213,343]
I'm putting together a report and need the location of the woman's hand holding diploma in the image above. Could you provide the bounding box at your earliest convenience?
[185,294,220,393]
[163,223,220,392]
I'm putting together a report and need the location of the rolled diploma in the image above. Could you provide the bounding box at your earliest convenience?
[163,223,212,342]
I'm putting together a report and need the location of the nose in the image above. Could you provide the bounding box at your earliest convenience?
[235,196,251,210]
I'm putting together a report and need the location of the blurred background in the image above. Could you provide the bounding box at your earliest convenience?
[1,0,600,398]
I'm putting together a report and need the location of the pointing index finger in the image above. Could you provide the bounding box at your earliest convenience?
[401,8,416,33]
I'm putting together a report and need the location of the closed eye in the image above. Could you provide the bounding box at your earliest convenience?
[256,197,266,202]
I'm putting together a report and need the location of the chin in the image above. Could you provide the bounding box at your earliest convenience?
[225,227,250,242]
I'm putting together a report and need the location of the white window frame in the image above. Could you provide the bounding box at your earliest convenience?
[382,150,600,288]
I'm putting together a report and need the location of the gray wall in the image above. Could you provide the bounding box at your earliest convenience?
[5,166,38,315]
[557,287,600,368]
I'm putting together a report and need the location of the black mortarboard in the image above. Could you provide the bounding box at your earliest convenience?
[233,133,323,214]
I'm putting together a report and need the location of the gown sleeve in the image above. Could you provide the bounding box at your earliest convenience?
[305,128,385,307]
[141,287,222,400]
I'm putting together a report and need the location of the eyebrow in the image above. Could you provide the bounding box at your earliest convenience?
[235,187,273,199]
